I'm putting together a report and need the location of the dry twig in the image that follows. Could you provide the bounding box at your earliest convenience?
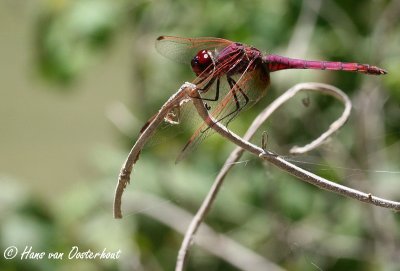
[112,82,400,271]
[175,82,400,270]
[175,82,351,270]
[113,82,195,218]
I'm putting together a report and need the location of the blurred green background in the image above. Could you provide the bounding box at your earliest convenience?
[1,0,399,270]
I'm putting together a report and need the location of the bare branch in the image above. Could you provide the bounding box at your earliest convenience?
[176,83,352,269]
[188,84,400,211]
[113,82,400,271]
[289,83,352,153]
[113,82,195,218]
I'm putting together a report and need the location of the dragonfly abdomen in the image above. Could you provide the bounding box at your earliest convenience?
[264,54,387,75]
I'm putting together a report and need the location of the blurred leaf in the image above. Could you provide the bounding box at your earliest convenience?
[36,0,122,85]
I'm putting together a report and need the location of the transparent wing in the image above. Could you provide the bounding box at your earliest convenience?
[155,36,233,64]
[152,36,270,162]
[138,36,233,156]
[176,62,271,163]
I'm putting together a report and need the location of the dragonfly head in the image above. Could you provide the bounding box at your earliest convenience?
[191,50,214,77]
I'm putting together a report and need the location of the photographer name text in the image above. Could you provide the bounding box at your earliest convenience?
[3,246,121,260]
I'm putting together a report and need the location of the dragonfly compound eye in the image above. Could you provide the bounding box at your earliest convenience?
[191,50,213,76]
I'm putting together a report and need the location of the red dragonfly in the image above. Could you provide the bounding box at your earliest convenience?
[149,36,387,161]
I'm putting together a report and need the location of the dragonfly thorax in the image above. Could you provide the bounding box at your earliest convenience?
[191,50,215,77]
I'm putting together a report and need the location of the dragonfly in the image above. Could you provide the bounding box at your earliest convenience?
[144,36,387,162]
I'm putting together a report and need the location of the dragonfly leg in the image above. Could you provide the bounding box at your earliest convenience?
[191,77,220,102]
[202,78,220,101]
[190,77,220,111]
[224,76,249,126]
[200,76,249,133]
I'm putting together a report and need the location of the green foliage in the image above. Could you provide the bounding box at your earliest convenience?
[2,0,400,271]
[36,0,123,84]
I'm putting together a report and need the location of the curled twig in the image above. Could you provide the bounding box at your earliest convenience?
[174,83,400,270]
[113,82,400,270]
[188,83,400,211]
[175,82,351,270]
[289,83,352,154]
[113,82,195,218]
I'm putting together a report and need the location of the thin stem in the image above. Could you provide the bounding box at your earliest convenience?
[113,82,195,218]
[191,84,400,208]
[289,83,352,153]
[175,83,400,270]
[190,84,400,210]
[112,82,400,270]
[175,83,352,270]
